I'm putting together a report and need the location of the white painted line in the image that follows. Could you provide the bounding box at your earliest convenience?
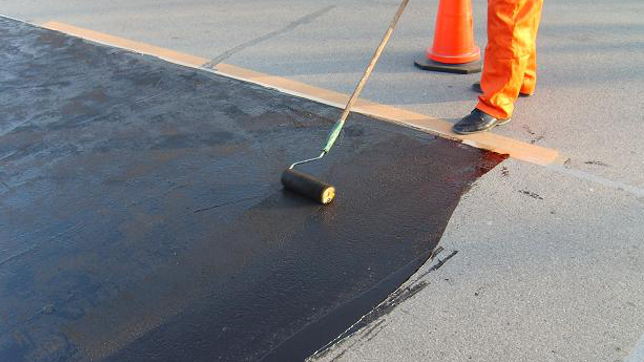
[547,165,644,198]
[0,13,27,23]
[624,331,644,362]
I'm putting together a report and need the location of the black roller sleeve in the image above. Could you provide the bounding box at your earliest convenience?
[281,169,336,205]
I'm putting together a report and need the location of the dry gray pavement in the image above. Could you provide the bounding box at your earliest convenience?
[2,0,644,361]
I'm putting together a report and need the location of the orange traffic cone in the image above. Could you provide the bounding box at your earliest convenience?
[415,0,482,74]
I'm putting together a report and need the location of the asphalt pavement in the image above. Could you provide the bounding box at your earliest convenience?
[1,0,643,361]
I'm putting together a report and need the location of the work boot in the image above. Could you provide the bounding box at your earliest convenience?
[453,109,511,134]
[472,82,532,97]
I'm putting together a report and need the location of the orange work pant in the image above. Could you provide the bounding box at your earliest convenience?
[476,0,544,119]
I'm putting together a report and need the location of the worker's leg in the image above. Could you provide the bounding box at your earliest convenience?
[453,0,544,134]
[473,1,542,98]
[476,0,544,120]
[520,0,543,96]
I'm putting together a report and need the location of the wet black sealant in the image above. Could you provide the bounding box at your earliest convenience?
[0,17,506,362]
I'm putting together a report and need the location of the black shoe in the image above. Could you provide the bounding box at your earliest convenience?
[453,109,511,134]
[472,82,532,97]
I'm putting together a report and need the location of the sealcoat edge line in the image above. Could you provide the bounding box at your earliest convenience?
[37,20,560,167]
[31,20,644,198]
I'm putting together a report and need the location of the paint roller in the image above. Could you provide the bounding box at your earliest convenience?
[281,0,411,204]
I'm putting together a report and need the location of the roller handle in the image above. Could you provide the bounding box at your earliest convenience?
[322,119,345,153]
[320,0,410,155]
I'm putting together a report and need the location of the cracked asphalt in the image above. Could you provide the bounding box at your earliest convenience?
[2,0,644,361]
